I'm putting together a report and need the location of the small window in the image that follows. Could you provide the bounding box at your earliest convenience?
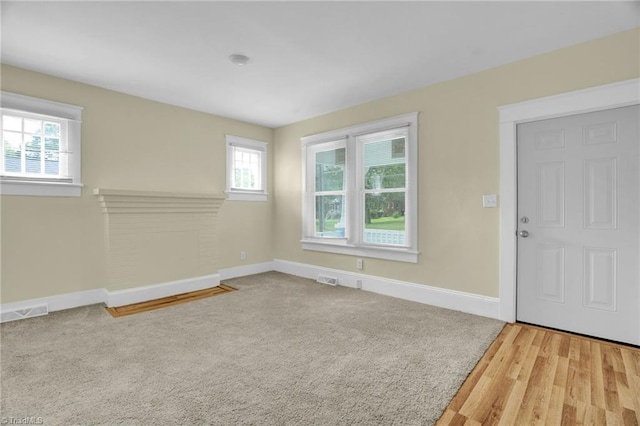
[1,92,83,197]
[225,135,268,201]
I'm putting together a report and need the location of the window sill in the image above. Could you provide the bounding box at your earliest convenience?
[226,191,268,202]
[301,239,419,263]
[0,179,83,197]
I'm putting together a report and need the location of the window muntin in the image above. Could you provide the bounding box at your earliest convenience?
[301,113,418,262]
[225,135,268,201]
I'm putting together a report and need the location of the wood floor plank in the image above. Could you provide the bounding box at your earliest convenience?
[545,384,565,425]
[469,373,515,424]
[577,339,593,405]
[564,358,581,407]
[517,335,542,382]
[496,379,527,426]
[438,323,640,425]
[105,284,236,317]
[621,407,639,426]
[568,337,581,361]
[447,361,490,413]
[560,403,577,425]
[458,375,493,418]
[603,347,621,412]
[508,327,537,380]
[554,355,570,388]
[591,342,607,409]
[529,355,559,424]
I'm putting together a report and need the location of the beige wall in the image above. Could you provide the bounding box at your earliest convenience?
[2,28,638,305]
[273,28,640,298]
[0,65,273,303]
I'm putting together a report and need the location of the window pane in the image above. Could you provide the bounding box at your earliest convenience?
[2,115,22,132]
[45,151,60,175]
[364,138,406,190]
[24,119,42,135]
[25,135,42,174]
[45,137,60,151]
[315,148,345,192]
[364,192,406,246]
[3,131,22,173]
[25,134,41,151]
[232,147,261,190]
[25,153,41,174]
[44,122,60,137]
[315,195,345,238]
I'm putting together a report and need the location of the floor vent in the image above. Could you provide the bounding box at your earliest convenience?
[1,304,49,323]
[317,275,338,286]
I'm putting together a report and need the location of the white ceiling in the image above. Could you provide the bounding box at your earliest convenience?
[2,1,638,128]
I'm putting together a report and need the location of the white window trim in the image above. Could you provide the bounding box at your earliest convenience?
[1,91,83,197]
[225,135,268,202]
[301,112,419,263]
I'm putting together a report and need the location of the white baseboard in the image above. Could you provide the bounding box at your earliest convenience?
[0,288,107,322]
[2,260,501,322]
[219,261,274,280]
[105,274,220,307]
[273,259,501,320]
[0,273,221,322]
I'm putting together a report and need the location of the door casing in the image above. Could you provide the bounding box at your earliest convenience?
[497,79,640,337]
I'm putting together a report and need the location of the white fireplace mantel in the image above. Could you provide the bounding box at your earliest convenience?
[94,188,225,295]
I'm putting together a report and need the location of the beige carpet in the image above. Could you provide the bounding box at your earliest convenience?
[1,272,503,425]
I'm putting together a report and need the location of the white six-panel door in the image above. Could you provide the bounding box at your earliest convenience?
[516,105,639,345]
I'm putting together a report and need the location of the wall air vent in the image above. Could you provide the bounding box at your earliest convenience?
[317,275,338,286]
[1,304,49,323]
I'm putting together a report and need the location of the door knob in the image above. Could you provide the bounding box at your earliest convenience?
[518,230,529,238]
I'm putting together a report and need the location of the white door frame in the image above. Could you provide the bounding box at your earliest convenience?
[498,78,640,325]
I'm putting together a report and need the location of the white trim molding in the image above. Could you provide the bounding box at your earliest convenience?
[498,78,640,323]
[273,259,500,319]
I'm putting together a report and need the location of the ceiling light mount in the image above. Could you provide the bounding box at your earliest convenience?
[229,53,250,66]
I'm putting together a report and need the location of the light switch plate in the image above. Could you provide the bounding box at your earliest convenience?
[483,194,498,208]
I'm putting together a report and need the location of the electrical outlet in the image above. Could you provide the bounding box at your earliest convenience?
[356,258,363,270]
[240,251,247,260]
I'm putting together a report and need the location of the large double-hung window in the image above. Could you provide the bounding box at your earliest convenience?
[302,113,418,263]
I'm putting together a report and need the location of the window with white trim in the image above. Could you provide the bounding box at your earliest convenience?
[225,135,268,201]
[302,113,419,263]
[1,92,83,197]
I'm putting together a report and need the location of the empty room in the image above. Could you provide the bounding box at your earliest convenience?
[1,1,639,425]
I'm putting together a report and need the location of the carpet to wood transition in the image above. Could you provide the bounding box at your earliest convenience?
[105,284,236,317]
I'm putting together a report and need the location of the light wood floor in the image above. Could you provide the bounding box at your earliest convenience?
[105,284,236,318]
[437,323,640,425]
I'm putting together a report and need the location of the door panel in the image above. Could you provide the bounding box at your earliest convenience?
[517,105,639,345]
